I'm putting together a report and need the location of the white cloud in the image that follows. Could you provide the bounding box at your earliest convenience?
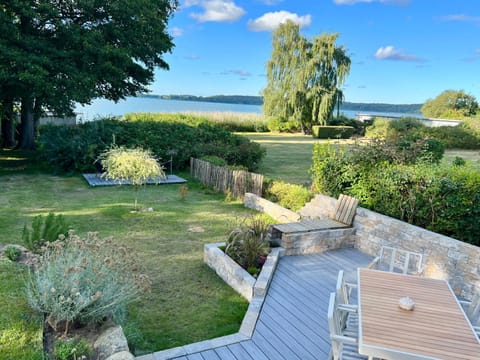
[438,14,480,23]
[222,69,252,77]
[185,54,200,60]
[334,0,409,5]
[189,0,245,23]
[374,46,423,62]
[476,49,480,54]
[170,27,184,37]
[247,11,312,32]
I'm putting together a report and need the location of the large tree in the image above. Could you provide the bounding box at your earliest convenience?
[0,0,177,149]
[263,22,351,134]
[421,90,479,119]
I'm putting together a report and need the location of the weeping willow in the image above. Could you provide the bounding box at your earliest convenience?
[263,23,351,134]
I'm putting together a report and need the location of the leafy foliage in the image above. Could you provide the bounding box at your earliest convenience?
[99,146,165,209]
[312,126,354,139]
[311,142,480,244]
[25,231,151,336]
[421,90,479,118]
[38,116,265,173]
[266,181,313,211]
[4,246,22,262]
[22,213,69,253]
[225,216,271,272]
[366,117,480,150]
[54,337,92,360]
[263,22,351,134]
[0,0,177,150]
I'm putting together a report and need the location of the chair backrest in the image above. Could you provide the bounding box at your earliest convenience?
[336,270,350,306]
[333,194,359,225]
[328,292,343,360]
[377,246,424,275]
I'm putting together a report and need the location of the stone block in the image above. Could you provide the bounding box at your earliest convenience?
[94,326,130,360]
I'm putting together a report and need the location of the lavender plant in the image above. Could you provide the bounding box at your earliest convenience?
[25,231,150,336]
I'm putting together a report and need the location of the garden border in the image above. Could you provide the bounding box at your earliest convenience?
[137,245,284,360]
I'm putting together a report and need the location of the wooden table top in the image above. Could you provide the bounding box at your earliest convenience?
[358,268,480,360]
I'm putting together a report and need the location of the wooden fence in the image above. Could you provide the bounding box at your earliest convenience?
[190,158,263,198]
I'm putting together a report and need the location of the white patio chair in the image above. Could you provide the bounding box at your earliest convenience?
[336,270,358,330]
[367,246,424,276]
[459,292,480,336]
[327,292,370,360]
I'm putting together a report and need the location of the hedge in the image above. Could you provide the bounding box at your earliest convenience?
[311,142,480,244]
[312,126,354,139]
[38,116,265,173]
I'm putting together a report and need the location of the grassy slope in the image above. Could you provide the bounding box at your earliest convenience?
[246,133,480,184]
[0,153,250,355]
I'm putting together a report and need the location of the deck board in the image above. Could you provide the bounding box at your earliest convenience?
[147,248,372,360]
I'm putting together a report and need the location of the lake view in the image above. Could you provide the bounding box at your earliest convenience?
[75,96,422,121]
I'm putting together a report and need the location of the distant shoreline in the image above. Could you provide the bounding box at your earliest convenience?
[141,94,422,114]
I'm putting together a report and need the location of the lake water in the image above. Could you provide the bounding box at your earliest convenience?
[75,97,421,121]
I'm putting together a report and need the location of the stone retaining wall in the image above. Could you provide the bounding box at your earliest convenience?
[280,227,355,256]
[304,194,480,299]
[244,192,300,223]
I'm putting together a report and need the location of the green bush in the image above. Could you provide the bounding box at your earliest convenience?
[330,115,366,136]
[267,117,301,133]
[38,116,265,173]
[310,142,480,244]
[266,181,313,211]
[25,231,150,336]
[199,155,228,167]
[22,213,69,253]
[54,337,92,360]
[225,215,271,271]
[366,117,480,149]
[4,246,22,262]
[312,126,354,139]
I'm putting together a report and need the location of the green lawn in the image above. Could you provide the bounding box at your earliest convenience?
[246,133,480,184]
[0,153,250,356]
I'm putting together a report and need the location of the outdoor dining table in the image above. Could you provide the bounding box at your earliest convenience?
[357,268,480,360]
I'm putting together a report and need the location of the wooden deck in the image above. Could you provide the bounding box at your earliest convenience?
[149,249,372,360]
[82,173,186,187]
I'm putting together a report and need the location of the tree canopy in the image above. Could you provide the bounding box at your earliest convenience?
[262,22,351,134]
[0,0,177,149]
[421,90,479,119]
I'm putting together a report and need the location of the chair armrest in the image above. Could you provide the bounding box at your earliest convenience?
[367,256,380,269]
[331,334,358,345]
[338,304,358,313]
[345,281,357,289]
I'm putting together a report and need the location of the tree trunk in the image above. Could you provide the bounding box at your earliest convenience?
[19,97,36,150]
[1,98,16,148]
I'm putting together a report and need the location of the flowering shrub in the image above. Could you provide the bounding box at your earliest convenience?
[25,231,150,336]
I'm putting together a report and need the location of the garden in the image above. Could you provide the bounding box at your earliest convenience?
[1,112,480,359]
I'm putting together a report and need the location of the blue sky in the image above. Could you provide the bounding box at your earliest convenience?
[149,0,480,104]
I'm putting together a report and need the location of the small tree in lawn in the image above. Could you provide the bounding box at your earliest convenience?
[99,146,166,210]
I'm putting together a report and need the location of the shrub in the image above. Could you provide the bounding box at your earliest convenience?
[38,116,265,173]
[199,155,227,167]
[312,126,354,139]
[25,231,150,336]
[225,215,271,271]
[99,146,166,210]
[22,213,69,253]
[54,337,92,360]
[329,115,365,136]
[4,245,22,262]
[266,181,313,211]
[310,142,480,244]
[267,117,301,133]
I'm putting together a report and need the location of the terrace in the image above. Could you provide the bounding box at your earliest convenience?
[139,193,480,360]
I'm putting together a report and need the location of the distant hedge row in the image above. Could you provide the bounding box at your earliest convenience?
[311,142,480,245]
[366,117,480,149]
[38,116,265,173]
